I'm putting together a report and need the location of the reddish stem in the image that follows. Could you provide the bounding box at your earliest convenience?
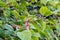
[25,19,29,30]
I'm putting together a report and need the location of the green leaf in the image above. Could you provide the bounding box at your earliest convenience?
[2,24,14,35]
[17,30,31,40]
[7,0,16,2]
[37,19,46,31]
[32,33,40,37]
[55,2,60,9]
[2,24,14,31]
[0,1,8,7]
[32,37,39,40]
[40,0,48,5]
[12,10,20,19]
[31,21,41,32]
[0,20,2,26]
[39,6,53,16]
[0,28,5,38]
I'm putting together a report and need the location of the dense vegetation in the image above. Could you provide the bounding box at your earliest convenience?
[0,0,60,40]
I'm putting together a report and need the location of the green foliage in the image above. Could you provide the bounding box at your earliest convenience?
[0,0,60,40]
